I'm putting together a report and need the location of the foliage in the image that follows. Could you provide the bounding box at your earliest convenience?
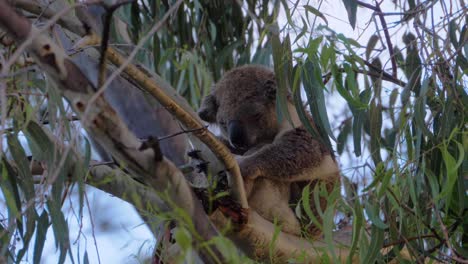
[0,0,466,263]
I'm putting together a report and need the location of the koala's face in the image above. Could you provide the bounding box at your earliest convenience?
[198,66,280,151]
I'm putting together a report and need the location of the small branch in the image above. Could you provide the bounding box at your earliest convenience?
[383,234,438,247]
[355,1,397,79]
[374,1,397,79]
[322,65,406,87]
[355,1,377,11]
[156,126,208,141]
[97,0,134,89]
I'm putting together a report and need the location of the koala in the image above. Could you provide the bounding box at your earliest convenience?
[198,65,340,236]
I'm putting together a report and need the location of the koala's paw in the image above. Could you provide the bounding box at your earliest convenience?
[217,196,249,227]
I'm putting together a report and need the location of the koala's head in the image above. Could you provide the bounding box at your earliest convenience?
[198,65,280,151]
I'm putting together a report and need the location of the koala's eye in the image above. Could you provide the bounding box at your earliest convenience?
[219,120,227,127]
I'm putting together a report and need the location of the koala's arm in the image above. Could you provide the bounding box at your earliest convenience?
[238,128,339,182]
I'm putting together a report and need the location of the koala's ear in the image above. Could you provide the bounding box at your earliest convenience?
[198,94,218,123]
[263,79,277,100]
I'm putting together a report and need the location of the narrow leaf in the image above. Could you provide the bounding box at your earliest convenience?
[33,210,50,264]
[304,5,328,25]
[342,0,357,29]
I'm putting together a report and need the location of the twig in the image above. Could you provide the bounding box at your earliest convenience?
[97,0,135,89]
[361,59,404,86]
[383,234,438,247]
[157,126,209,141]
[375,1,398,79]
[322,63,406,87]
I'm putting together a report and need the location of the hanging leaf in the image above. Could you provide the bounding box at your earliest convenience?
[304,5,328,25]
[365,35,379,59]
[362,224,384,263]
[369,100,382,165]
[33,210,50,264]
[302,58,336,145]
[270,23,293,125]
[47,198,72,264]
[403,33,422,94]
[439,141,464,211]
[346,197,363,263]
[352,110,363,157]
[342,0,357,29]
[0,158,22,231]
[336,119,351,154]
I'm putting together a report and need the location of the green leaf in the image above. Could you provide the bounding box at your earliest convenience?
[0,222,14,263]
[33,210,50,264]
[331,66,367,110]
[449,18,459,48]
[302,59,336,143]
[293,73,320,140]
[414,97,432,138]
[323,205,337,263]
[366,35,379,59]
[403,33,421,94]
[362,224,384,263]
[337,119,351,154]
[439,141,464,210]
[47,199,71,264]
[352,111,363,157]
[389,89,399,123]
[0,158,21,229]
[270,23,293,126]
[363,163,385,192]
[304,5,328,25]
[342,0,357,29]
[174,227,192,251]
[23,121,54,161]
[364,201,388,229]
[83,251,89,264]
[369,101,382,165]
[7,135,35,203]
[377,169,393,198]
[301,184,315,220]
[346,198,363,264]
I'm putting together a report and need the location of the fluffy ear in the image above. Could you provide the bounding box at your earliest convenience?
[263,78,276,100]
[198,93,218,123]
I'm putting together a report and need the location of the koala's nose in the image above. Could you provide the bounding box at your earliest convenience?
[228,120,247,148]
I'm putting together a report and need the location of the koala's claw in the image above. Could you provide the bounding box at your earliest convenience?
[187,149,202,159]
[196,161,209,174]
[193,187,248,227]
[217,197,249,227]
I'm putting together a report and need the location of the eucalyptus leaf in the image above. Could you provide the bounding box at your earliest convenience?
[33,210,50,264]
[342,0,357,29]
[362,224,384,263]
[304,5,328,25]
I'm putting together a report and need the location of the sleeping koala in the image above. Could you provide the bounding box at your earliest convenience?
[198,65,340,236]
